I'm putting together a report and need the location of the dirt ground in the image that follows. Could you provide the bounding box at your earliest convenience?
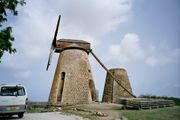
[62,102,124,120]
[0,112,85,120]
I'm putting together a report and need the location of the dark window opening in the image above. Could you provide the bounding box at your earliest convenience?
[57,72,66,102]
[61,72,65,81]
[0,86,25,96]
[61,72,65,94]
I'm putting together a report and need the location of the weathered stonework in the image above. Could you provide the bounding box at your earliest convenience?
[102,68,133,103]
[48,39,96,106]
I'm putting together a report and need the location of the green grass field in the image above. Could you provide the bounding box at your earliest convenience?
[120,106,180,120]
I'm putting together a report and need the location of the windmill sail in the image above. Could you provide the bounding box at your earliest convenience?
[46,15,61,71]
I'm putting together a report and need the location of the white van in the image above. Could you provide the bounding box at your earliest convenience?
[0,84,28,118]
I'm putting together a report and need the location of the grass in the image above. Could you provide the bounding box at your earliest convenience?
[27,106,46,113]
[27,106,59,113]
[120,106,180,120]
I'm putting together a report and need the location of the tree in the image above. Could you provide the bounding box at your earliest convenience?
[0,0,25,62]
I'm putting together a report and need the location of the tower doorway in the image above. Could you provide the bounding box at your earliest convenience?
[57,72,65,102]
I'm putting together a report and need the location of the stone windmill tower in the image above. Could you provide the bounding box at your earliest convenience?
[89,53,136,101]
[102,68,133,103]
[46,15,96,106]
[46,15,136,106]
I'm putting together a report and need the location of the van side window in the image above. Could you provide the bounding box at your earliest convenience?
[0,87,25,96]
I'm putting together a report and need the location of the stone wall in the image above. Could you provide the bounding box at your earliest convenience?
[48,49,96,106]
[102,68,133,103]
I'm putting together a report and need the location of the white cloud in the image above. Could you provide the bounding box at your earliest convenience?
[55,0,131,37]
[106,33,180,67]
[1,0,132,72]
[107,33,145,63]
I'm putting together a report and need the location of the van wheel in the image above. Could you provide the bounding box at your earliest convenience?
[18,112,24,118]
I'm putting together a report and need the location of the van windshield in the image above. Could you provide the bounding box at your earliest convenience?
[0,86,25,96]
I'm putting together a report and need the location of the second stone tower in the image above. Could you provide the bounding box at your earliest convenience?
[102,68,133,103]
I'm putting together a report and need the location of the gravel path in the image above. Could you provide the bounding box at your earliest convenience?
[23,112,85,120]
[0,112,85,120]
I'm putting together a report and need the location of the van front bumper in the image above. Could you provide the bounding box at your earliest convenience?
[0,105,26,114]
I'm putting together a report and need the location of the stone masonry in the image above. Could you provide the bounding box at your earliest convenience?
[48,39,96,106]
[102,68,133,103]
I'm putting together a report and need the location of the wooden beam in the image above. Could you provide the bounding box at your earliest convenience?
[90,50,136,98]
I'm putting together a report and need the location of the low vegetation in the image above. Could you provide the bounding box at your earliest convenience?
[120,106,180,120]
[27,106,46,113]
[27,101,48,113]
[139,94,180,106]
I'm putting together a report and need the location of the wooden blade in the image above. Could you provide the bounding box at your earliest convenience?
[52,15,61,47]
[46,15,61,71]
[46,47,54,71]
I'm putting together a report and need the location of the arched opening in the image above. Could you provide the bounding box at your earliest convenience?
[57,72,65,102]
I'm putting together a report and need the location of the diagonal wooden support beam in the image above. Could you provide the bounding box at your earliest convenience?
[90,50,136,98]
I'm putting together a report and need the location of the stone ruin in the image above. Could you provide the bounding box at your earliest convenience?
[102,68,133,103]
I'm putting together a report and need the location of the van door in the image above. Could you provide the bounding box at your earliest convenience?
[0,86,26,106]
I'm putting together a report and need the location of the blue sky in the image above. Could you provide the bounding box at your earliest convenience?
[0,0,180,101]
